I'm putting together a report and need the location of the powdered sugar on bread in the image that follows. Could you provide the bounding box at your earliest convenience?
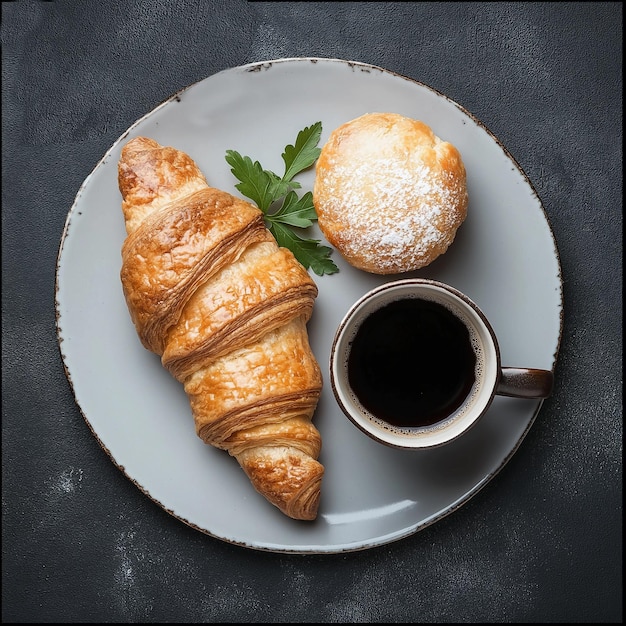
[313,113,468,274]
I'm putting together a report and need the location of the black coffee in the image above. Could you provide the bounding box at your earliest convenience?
[347,298,477,428]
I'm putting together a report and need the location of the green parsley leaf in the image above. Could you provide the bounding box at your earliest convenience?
[269,221,338,277]
[224,151,276,212]
[226,122,339,276]
[282,123,323,183]
[268,191,317,229]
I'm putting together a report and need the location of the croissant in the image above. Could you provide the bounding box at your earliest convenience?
[117,136,324,520]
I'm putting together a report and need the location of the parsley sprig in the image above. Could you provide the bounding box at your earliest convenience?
[225,122,339,276]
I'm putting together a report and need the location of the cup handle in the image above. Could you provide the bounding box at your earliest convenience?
[496,368,554,399]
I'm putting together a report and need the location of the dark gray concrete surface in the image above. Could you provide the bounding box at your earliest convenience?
[2,2,622,622]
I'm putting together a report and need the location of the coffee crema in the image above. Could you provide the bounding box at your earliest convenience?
[347,298,477,428]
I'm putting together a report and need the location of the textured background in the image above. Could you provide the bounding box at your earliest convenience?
[2,1,622,623]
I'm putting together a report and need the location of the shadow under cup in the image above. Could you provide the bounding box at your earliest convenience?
[330,279,507,450]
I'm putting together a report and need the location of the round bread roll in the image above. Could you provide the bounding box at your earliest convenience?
[313,112,468,274]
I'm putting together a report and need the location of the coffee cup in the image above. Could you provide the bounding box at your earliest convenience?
[329,278,554,449]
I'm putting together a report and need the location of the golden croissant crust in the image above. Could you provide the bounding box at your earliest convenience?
[117,136,324,520]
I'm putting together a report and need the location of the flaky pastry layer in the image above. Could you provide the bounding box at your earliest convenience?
[118,136,324,521]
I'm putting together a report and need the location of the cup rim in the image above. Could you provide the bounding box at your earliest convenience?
[329,278,502,449]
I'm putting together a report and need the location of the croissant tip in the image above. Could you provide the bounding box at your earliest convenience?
[121,135,160,157]
[284,476,323,521]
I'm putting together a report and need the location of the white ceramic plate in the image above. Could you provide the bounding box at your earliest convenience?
[55,58,563,554]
